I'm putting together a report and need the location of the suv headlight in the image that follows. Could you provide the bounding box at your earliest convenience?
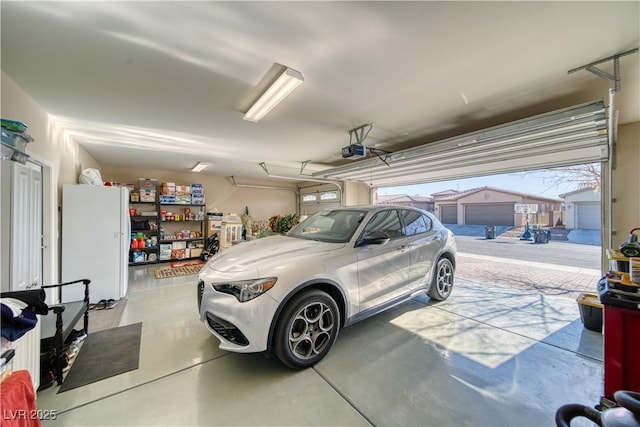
[212,277,277,303]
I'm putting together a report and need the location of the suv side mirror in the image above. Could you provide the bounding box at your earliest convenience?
[355,231,390,247]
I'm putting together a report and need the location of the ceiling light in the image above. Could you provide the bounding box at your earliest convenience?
[243,66,304,122]
[191,162,208,172]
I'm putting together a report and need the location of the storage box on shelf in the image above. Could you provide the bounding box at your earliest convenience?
[1,118,33,164]
[158,187,205,261]
[607,248,631,273]
[129,198,160,265]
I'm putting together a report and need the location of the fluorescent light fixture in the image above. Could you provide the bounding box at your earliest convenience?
[243,66,304,122]
[191,162,208,172]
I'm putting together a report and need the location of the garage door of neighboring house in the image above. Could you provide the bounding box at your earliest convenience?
[576,202,601,230]
[440,205,457,224]
[465,204,514,226]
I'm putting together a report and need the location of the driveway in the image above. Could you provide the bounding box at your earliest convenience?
[453,234,602,301]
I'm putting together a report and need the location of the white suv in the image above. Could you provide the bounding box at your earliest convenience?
[198,205,456,369]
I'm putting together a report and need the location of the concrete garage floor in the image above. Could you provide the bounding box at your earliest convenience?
[37,256,604,427]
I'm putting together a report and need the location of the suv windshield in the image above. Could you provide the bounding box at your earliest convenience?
[288,209,368,243]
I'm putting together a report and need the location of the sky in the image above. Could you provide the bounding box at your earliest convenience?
[377,168,586,200]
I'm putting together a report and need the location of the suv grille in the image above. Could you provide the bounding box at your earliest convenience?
[197,280,204,311]
[206,313,249,346]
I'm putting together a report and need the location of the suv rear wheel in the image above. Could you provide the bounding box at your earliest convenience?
[427,258,454,301]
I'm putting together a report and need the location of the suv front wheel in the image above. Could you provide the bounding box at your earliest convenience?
[274,289,340,369]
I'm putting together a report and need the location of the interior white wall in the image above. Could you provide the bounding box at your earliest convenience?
[1,70,101,284]
[613,122,640,245]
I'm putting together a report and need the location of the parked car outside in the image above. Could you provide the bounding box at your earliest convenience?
[197,205,457,369]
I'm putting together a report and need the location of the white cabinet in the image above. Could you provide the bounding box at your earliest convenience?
[0,159,42,292]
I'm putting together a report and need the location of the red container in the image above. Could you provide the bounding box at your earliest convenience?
[604,305,640,398]
[129,208,137,216]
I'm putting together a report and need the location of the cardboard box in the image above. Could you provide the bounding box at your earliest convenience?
[171,241,187,250]
[171,249,186,259]
[175,185,191,196]
[161,182,176,196]
[191,184,204,196]
[140,190,156,202]
[160,195,176,204]
[159,244,172,260]
[139,178,157,191]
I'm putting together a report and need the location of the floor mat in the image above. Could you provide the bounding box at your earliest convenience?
[58,322,142,393]
[74,299,127,333]
[154,264,203,279]
[169,259,205,268]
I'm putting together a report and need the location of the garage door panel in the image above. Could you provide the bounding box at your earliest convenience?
[300,190,341,215]
[465,204,514,226]
[441,206,457,224]
[577,202,601,230]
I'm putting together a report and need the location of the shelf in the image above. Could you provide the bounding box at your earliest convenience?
[128,260,158,266]
[127,183,205,270]
[160,203,206,207]
[157,256,202,263]
[160,238,204,243]
[131,229,158,234]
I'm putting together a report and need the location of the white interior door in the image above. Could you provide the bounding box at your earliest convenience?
[0,160,43,291]
[10,163,31,290]
[28,167,42,287]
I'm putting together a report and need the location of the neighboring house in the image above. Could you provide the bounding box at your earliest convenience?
[559,187,601,230]
[376,194,435,212]
[433,187,562,227]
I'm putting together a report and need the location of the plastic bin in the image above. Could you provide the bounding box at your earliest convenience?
[577,293,603,332]
[1,118,28,133]
[485,225,495,239]
[607,248,630,273]
[534,229,551,243]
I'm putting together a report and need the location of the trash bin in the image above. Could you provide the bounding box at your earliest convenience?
[534,229,550,243]
[485,225,495,239]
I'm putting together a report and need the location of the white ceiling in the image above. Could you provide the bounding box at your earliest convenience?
[2,1,638,184]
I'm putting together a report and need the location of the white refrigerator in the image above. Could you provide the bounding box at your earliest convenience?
[61,184,130,303]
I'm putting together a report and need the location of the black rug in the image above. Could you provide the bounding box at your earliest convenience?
[58,322,142,393]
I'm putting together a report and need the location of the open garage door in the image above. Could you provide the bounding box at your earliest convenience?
[465,204,515,226]
[313,101,607,187]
